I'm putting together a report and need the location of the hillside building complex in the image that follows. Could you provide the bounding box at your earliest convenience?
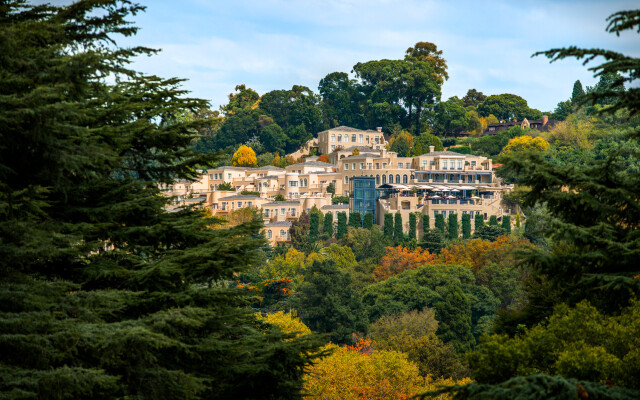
[162,126,514,245]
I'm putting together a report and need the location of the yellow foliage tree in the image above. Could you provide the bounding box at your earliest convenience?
[258,310,312,338]
[231,144,257,167]
[352,148,360,156]
[500,135,549,155]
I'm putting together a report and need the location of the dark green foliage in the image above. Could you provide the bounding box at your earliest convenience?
[295,260,368,344]
[534,10,640,116]
[448,146,473,155]
[551,100,573,121]
[240,190,260,196]
[421,229,445,254]
[474,213,485,229]
[435,286,475,352]
[572,79,586,104]
[468,126,526,157]
[0,2,321,399]
[448,214,459,239]
[336,212,347,239]
[422,214,430,234]
[309,211,321,241]
[432,97,469,135]
[477,94,541,121]
[327,182,335,194]
[323,212,334,238]
[218,182,235,191]
[409,213,417,240]
[488,215,498,226]
[348,212,362,229]
[363,212,374,229]
[473,225,507,242]
[461,214,472,239]
[362,264,497,351]
[274,194,286,201]
[394,212,404,242]
[384,213,394,239]
[501,215,511,234]
[332,195,349,204]
[419,374,640,400]
[462,89,487,108]
[435,213,446,235]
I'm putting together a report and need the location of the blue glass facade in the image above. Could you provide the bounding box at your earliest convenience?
[350,176,377,223]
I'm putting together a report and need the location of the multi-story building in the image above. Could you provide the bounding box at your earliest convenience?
[316,126,387,155]
[163,126,514,243]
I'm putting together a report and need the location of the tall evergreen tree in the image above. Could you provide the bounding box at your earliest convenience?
[422,214,430,235]
[0,2,321,399]
[348,212,362,229]
[384,213,394,239]
[421,229,444,254]
[409,213,417,240]
[461,214,471,239]
[474,213,485,230]
[336,212,347,239]
[323,212,334,238]
[394,212,404,242]
[448,214,459,240]
[489,215,498,226]
[571,79,585,105]
[309,211,321,241]
[434,286,475,353]
[363,212,374,229]
[501,215,512,234]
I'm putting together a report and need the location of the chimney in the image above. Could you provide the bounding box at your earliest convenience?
[428,145,435,153]
[542,115,549,126]
[376,127,382,132]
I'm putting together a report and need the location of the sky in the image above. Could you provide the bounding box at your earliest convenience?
[108,0,640,113]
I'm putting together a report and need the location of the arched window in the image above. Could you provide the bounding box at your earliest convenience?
[376,175,380,185]
[396,174,400,184]
[389,174,394,184]
[267,230,272,239]
[382,175,387,184]
[403,175,408,184]
[280,229,285,238]
[344,176,349,184]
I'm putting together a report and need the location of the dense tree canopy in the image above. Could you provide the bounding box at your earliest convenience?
[0,2,323,398]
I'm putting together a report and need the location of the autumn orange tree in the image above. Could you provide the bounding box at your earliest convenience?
[232,144,257,166]
[374,245,435,282]
[434,237,529,272]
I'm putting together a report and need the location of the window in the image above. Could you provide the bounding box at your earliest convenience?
[352,163,356,170]
[376,175,380,185]
[375,137,380,144]
[382,175,386,184]
[337,134,342,142]
[331,134,336,142]
[227,173,232,179]
[291,209,296,216]
[345,163,349,170]
[267,230,272,239]
[236,201,241,208]
[375,163,380,169]
[212,203,218,210]
[281,208,286,215]
[344,176,348,184]
[422,160,428,167]
[403,175,408,184]
[389,174,394,183]
[209,174,213,180]
[383,162,387,169]
[359,134,364,143]
[368,163,372,170]
[352,134,356,142]
[360,162,365,170]
[289,181,298,187]
[264,209,270,217]
[247,201,252,207]
[366,136,370,143]
[280,229,285,238]
[471,161,476,167]
[442,160,448,170]
[398,162,403,169]
[344,135,349,143]
[331,145,335,151]
[458,160,463,170]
